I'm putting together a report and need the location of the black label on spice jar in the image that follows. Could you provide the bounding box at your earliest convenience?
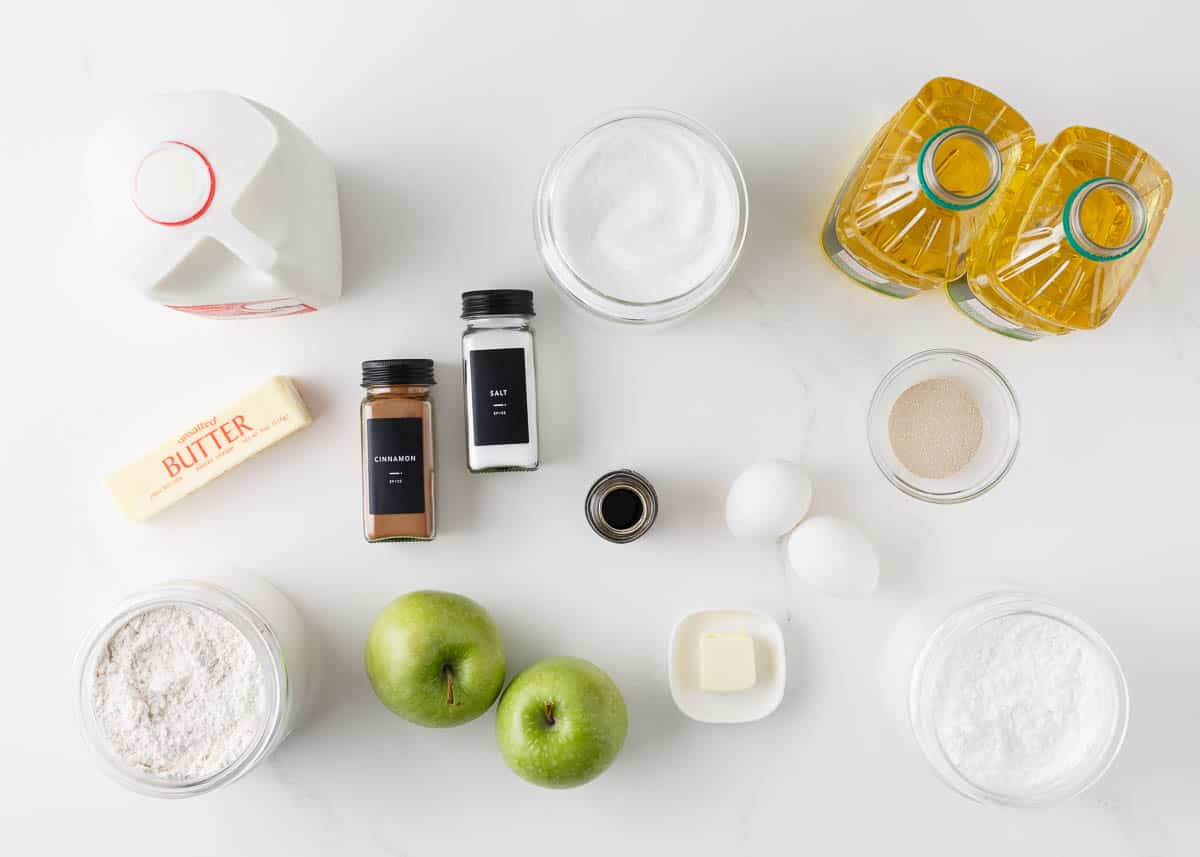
[366,418,425,515]
[469,348,529,446]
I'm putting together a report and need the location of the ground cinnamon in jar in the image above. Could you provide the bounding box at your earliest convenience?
[361,360,436,542]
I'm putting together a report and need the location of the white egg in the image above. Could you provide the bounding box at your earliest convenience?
[785,516,879,599]
[725,460,813,541]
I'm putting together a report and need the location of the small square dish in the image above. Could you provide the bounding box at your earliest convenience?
[668,609,786,724]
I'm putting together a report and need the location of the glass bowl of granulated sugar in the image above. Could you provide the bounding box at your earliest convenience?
[868,349,1020,503]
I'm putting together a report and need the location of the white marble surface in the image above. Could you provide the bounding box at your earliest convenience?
[4,1,1199,854]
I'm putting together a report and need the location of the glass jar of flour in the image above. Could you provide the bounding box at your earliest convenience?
[461,290,539,472]
[75,577,316,797]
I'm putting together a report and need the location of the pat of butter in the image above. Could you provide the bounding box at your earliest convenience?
[107,376,312,522]
[699,632,757,693]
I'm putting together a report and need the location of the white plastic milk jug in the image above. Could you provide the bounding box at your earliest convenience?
[86,91,342,319]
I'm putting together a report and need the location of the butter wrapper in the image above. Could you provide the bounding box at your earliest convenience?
[107,376,312,522]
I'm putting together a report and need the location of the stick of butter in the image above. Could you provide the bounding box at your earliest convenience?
[107,376,312,522]
[699,632,757,693]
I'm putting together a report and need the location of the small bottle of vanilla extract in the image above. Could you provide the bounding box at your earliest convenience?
[585,470,658,544]
[361,359,436,542]
[461,290,539,472]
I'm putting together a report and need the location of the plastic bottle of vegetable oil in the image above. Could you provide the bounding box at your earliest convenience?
[822,77,1037,298]
[951,126,1172,338]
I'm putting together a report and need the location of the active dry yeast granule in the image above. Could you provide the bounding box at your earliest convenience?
[888,377,984,479]
[91,604,265,781]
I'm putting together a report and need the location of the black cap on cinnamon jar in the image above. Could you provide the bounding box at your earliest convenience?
[361,359,436,387]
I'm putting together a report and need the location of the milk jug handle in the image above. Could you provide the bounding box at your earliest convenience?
[210,215,279,272]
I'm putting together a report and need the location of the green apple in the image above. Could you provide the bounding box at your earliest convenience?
[365,591,506,728]
[495,656,628,788]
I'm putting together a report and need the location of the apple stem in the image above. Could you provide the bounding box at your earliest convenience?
[444,666,455,706]
[543,702,555,727]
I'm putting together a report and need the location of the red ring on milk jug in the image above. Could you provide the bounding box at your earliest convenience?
[132,141,216,227]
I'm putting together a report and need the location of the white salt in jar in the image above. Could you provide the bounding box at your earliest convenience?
[75,576,316,797]
[461,290,539,472]
[885,589,1128,807]
[535,108,748,324]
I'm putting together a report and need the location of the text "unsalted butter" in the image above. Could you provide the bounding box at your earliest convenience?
[106,376,312,522]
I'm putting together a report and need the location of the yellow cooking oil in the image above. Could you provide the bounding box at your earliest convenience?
[822,76,1037,298]
[952,126,1172,337]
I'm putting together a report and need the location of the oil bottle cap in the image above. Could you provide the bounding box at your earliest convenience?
[918,126,1003,211]
[1063,178,1147,262]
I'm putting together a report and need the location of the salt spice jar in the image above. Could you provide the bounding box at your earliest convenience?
[461,290,539,472]
[361,360,436,542]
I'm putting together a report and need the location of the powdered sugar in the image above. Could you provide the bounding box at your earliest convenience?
[91,604,265,781]
[931,612,1121,796]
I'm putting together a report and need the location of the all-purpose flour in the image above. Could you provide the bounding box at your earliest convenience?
[91,604,265,781]
[931,613,1120,795]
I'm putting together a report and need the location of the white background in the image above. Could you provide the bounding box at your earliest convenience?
[3,1,1198,854]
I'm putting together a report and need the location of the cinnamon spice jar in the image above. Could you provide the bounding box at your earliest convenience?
[361,360,436,542]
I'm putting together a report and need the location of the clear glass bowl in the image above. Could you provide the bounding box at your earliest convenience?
[908,591,1128,807]
[75,577,313,798]
[535,107,749,324]
[868,349,1019,503]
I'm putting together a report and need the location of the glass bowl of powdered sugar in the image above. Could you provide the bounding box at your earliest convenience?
[868,349,1020,503]
[905,591,1128,807]
[75,577,314,797]
[535,107,748,324]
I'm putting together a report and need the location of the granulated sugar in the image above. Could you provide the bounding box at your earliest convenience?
[548,117,741,303]
[91,604,265,781]
[931,613,1121,796]
[888,377,983,479]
